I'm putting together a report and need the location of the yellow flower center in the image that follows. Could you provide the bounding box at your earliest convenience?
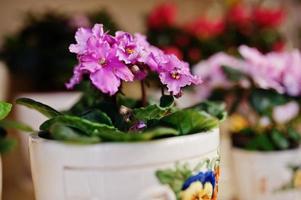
[126,48,135,54]
[99,58,106,65]
[171,71,181,80]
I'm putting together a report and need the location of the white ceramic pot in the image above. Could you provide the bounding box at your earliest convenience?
[29,129,220,200]
[232,148,301,200]
[15,92,82,174]
[0,62,9,101]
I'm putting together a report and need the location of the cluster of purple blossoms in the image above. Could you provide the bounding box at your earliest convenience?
[66,24,202,96]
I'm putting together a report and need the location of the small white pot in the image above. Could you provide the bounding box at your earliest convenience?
[15,92,82,173]
[0,62,9,101]
[29,129,220,200]
[232,148,301,200]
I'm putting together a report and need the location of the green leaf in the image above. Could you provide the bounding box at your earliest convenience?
[246,134,275,151]
[0,102,12,120]
[41,115,178,142]
[133,96,175,121]
[0,138,17,154]
[81,109,112,126]
[271,129,289,150]
[16,98,61,118]
[156,163,192,199]
[287,127,301,142]
[49,123,101,144]
[160,95,174,107]
[221,65,246,81]
[190,101,227,121]
[116,94,139,109]
[0,120,33,132]
[250,89,290,116]
[160,109,219,135]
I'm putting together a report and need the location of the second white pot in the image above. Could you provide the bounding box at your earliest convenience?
[232,148,301,200]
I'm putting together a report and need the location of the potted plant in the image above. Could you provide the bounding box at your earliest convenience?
[0,10,119,174]
[194,45,301,200]
[16,24,225,200]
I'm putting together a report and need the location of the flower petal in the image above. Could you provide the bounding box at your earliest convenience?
[90,68,120,95]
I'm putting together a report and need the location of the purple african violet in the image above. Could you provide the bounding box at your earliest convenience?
[67,24,202,96]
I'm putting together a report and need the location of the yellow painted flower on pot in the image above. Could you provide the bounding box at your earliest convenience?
[228,114,248,132]
[276,166,301,192]
[180,181,213,200]
[293,169,301,188]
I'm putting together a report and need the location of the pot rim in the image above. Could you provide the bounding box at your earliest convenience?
[29,128,220,167]
[30,127,219,147]
[232,146,301,155]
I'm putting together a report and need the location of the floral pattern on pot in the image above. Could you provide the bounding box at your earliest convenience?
[156,156,220,200]
[276,165,301,191]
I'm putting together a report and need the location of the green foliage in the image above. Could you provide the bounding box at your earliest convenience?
[234,127,301,151]
[190,101,227,121]
[0,102,12,120]
[0,120,33,132]
[41,115,178,142]
[80,109,112,126]
[133,95,175,121]
[221,66,246,82]
[17,96,222,143]
[49,123,101,144]
[16,98,61,118]
[0,102,30,154]
[250,89,290,116]
[156,163,192,199]
[160,110,218,135]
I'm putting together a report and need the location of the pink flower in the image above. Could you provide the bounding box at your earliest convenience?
[273,101,300,124]
[193,53,245,99]
[238,45,286,94]
[67,24,202,96]
[159,55,202,95]
[239,45,301,96]
[115,32,141,64]
[147,3,177,29]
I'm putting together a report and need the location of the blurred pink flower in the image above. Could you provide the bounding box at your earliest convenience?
[193,52,246,99]
[239,45,301,96]
[273,101,300,124]
[69,14,91,29]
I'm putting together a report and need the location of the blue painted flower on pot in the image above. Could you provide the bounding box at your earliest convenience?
[180,171,216,200]
[156,156,220,200]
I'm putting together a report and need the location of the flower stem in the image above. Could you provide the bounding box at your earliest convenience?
[141,80,147,106]
[161,86,165,96]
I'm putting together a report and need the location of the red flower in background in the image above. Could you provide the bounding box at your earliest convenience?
[253,7,285,28]
[162,46,183,59]
[227,3,251,29]
[188,48,201,62]
[272,40,285,52]
[185,17,225,39]
[147,3,177,29]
